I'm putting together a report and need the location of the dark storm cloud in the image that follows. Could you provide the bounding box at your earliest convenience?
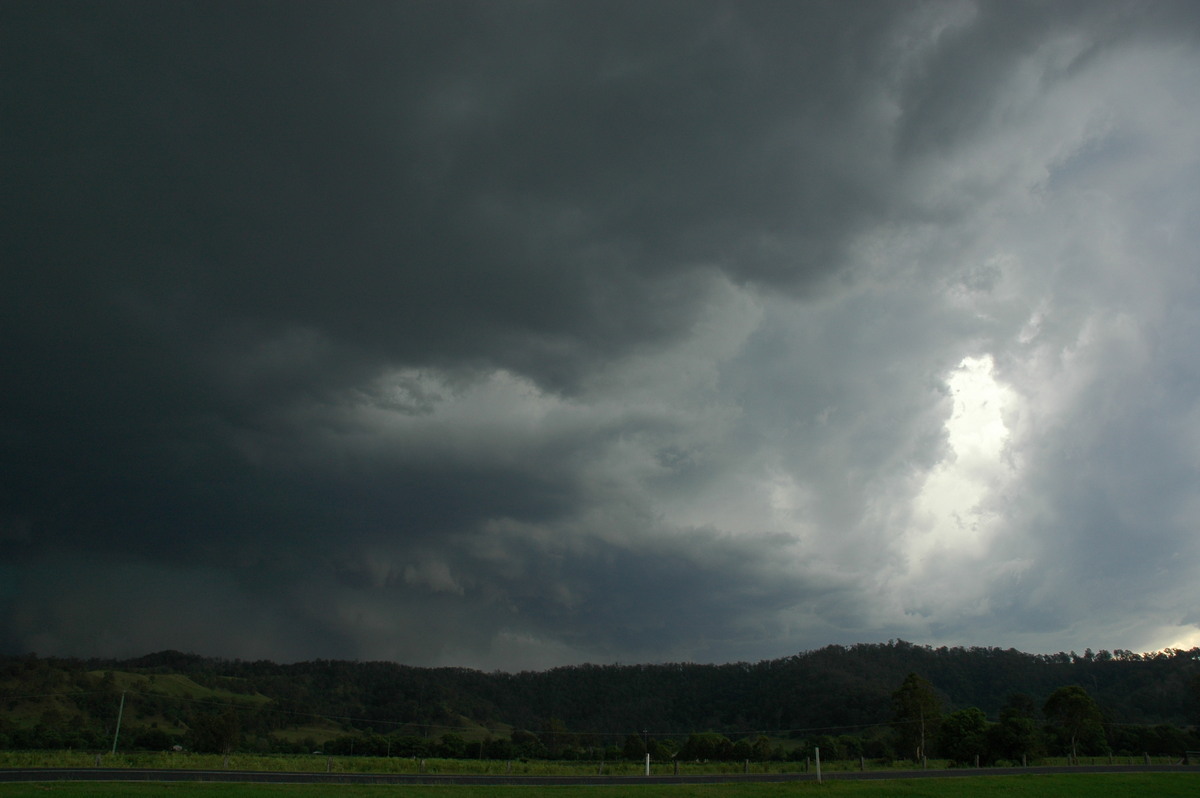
[5,4,889,553]
[5,0,1200,666]
[7,1,904,395]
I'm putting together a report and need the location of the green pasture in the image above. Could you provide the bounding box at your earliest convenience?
[0,774,1197,798]
[0,751,939,776]
[0,750,1183,777]
[89,672,270,706]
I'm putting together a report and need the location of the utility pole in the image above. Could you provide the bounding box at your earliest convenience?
[919,706,926,767]
[111,692,126,755]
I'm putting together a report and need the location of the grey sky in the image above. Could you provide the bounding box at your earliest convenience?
[4,0,1200,669]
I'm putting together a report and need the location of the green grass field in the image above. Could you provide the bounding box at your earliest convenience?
[0,750,1183,777]
[91,672,271,706]
[0,774,1197,798]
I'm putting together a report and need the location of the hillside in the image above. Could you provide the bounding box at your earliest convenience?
[1,641,1197,757]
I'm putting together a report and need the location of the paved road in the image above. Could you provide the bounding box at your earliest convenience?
[0,764,1195,786]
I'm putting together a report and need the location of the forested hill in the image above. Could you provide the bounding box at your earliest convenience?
[3,641,1197,753]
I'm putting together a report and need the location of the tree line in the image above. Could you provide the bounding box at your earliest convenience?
[1,641,1197,759]
[887,672,1197,766]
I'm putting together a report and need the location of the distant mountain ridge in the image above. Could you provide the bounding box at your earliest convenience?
[2,641,1197,753]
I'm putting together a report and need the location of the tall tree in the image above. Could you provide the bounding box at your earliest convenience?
[187,709,240,754]
[937,707,989,765]
[1043,685,1103,762]
[986,693,1042,762]
[892,673,942,761]
[1190,672,1200,726]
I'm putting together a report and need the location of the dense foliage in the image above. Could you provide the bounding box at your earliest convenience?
[1,641,1197,761]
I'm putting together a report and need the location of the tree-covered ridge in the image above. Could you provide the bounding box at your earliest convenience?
[1,641,1197,757]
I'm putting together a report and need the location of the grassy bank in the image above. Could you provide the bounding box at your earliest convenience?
[0,773,1197,798]
[0,750,1184,776]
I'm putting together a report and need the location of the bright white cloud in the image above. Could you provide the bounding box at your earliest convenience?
[907,354,1017,568]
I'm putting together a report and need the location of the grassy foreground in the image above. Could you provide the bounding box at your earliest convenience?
[0,774,1197,798]
[0,752,947,776]
[2,750,1176,776]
